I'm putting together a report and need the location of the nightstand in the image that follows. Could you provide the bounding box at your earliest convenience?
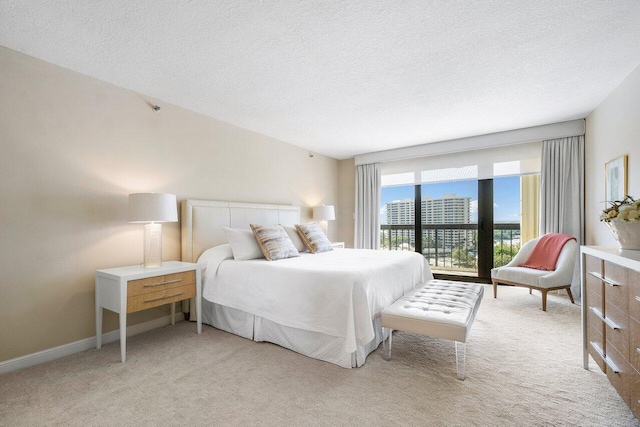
[95,261,202,362]
[332,242,345,248]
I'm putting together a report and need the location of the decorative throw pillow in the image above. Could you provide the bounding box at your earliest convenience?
[283,225,308,253]
[295,222,333,254]
[222,227,264,260]
[250,224,300,261]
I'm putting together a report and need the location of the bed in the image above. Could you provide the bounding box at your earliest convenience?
[181,199,432,367]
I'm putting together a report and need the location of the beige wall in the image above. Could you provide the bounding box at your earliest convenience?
[585,64,640,245]
[0,47,338,363]
[337,159,356,248]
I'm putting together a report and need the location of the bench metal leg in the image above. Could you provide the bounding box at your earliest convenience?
[455,341,466,381]
[382,328,393,360]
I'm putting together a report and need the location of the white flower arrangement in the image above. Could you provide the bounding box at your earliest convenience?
[600,195,640,222]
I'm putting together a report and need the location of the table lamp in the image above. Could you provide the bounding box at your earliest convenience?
[128,193,178,268]
[313,205,335,235]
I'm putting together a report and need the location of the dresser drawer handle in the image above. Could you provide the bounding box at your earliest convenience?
[588,271,620,286]
[144,278,183,288]
[636,296,640,302]
[589,306,621,330]
[144,292,183,303]
[587,271,602,280]
[637,347,640,356]
[589,341,620,373]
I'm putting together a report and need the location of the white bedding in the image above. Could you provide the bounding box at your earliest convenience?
[200,246,432,354]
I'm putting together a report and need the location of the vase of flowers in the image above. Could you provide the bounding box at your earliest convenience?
[600,195,640,250]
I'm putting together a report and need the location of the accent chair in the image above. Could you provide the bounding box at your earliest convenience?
[491,236,577,311]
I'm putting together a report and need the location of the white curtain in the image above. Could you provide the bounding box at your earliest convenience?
[355,163,381,249]
[540,136,585,298]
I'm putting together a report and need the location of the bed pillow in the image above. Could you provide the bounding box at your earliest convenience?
[222,227,264,260]
[250,224,300,261]
[295,222,333,254]
[283,225,308,253]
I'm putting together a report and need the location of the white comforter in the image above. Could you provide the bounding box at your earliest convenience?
[199,246,432,354]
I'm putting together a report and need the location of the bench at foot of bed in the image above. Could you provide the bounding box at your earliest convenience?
[381,279,484,380]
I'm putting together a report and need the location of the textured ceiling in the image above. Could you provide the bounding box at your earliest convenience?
[2,1,640,159]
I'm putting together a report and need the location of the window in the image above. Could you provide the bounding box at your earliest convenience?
[493,176,522,268]
[421,180,477,276]
[379,142,542,281]
[381,171,540,281]
[380,180,415,251]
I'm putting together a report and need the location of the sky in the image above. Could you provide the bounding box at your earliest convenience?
[380,176,521,224]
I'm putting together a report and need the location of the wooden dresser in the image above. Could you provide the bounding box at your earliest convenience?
[581,246,640,420]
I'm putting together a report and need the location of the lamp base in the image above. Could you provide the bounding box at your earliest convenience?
[317,220,329,236]
[143,223,163,268]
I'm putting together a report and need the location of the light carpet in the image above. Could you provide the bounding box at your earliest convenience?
[1,285,638,427]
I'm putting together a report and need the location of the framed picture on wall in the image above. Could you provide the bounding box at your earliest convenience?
[605,155,628,202]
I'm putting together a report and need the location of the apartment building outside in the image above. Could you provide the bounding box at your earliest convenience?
[385,194,471,250]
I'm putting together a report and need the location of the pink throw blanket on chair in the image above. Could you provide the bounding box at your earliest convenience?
[519,233,576,271]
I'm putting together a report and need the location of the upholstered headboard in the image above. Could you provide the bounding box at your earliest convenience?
[181,199,301,262]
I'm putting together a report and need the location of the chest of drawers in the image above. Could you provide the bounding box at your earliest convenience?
[581,246,640,420]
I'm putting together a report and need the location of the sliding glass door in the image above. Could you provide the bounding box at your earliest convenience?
[420,179,478,277]
[381,172,538,282]
[380,183,416,251]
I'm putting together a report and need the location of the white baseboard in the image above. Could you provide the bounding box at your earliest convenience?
[0,312,185,376]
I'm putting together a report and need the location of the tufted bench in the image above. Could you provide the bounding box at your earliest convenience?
[381,279,484,380]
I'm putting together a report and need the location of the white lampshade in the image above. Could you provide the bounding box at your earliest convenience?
[128,193,178,223]
[313,205,335,221]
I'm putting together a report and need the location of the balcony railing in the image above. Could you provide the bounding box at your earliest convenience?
[380,223,520,275]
